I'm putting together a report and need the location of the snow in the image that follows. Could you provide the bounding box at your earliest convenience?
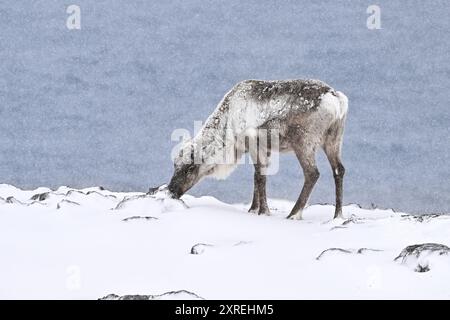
[0,183,449,300]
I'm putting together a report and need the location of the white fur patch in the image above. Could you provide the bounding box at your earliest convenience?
[336,91,348,119]
[210,164,237,180]
[244,127,258,138]
[319,91,348,120]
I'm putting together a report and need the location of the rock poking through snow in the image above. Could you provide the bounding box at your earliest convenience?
[342,214,364,225]
[56,199,81,210]
[100,290,204,300]
[30,192,50,201]
[114,194,187,213]
[122,216,159,222]
[316,247,383,260]
[394,243,450,272]
[401,214,447,223]
[190,243,214,255]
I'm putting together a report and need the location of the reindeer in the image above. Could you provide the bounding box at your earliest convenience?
[154,79,348,220]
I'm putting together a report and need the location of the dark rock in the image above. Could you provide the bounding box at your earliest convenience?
[30,192,50,201]
[394,243,450,273]
[122,216,159,222]
[114,194,148,210]
[147,184,169,196]
[330,226,348,231]
[99,290,204,300]
[401,214,446,223]
[115,193,188,211]
[190,243,213,255]
[348,203,362,209]
[147,186,160,195]
[316,248,352,260]
[101,293,121,300]
[85,190,117,199]
[233,241,251,246]
[357,248,383,254]
[342,215,364,225]
[394,243,449,262]
[65,190,86,197]
[56,199,80,209]
[5,196,45,206]
[415,264,430,273]
[6,196,24,204]
[316,247,383,260]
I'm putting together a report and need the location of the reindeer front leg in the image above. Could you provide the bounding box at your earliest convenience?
[247,131,271,215]
[248,164,260,213]
[249,163,270,215]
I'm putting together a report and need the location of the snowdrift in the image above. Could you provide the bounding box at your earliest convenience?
[0,184,449,299]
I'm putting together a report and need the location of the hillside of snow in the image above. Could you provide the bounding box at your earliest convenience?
[0,184,449,300]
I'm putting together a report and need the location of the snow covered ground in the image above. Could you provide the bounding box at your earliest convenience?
[1,183,449,300]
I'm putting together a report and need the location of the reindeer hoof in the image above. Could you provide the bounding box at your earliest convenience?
[287,213,303,220]
[258,208,270,216]
[248,207,259,214]
[333,210,344,220]
[147,184,169,196]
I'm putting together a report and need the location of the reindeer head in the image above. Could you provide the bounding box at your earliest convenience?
[167,141,213,199]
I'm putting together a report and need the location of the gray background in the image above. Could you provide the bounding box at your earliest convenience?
[0,1,448,213]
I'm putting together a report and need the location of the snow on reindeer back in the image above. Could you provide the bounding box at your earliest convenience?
[114,184,187,215]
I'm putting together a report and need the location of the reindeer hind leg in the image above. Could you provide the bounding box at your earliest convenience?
[287,145,320,220]
[323,120,346,219]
